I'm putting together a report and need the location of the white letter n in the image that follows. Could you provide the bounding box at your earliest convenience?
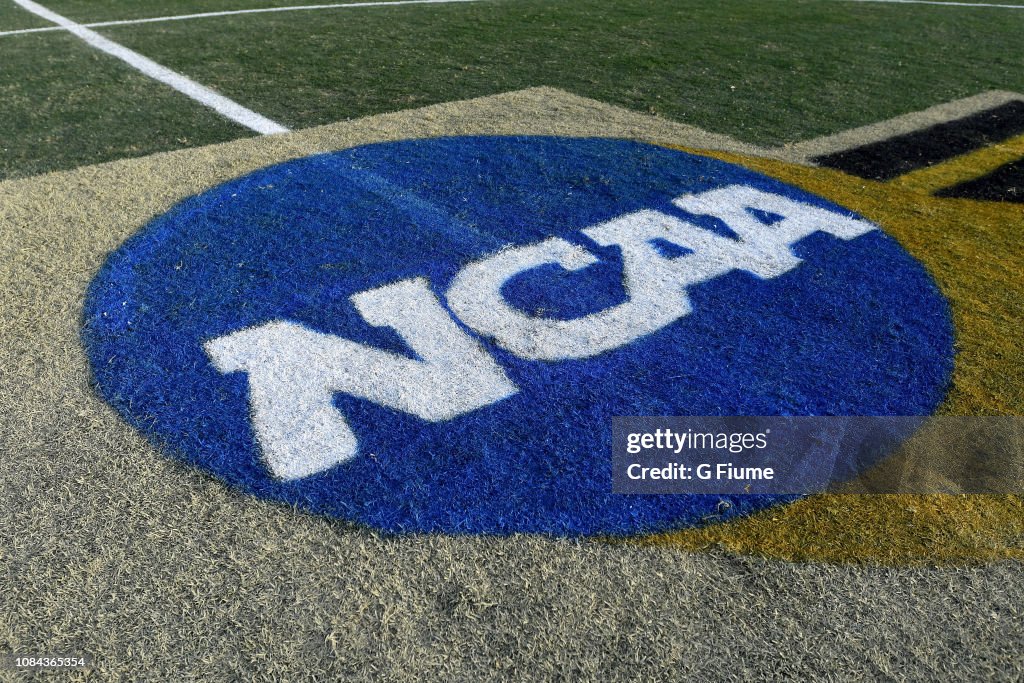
[203,277,518,481]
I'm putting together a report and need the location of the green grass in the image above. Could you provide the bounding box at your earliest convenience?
[0,31,248,180]
[2,0,1023,180]
[0,2,51,30]
[102,0,1024,141]
[40,0,420,23]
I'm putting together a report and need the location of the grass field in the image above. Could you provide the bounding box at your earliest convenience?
[3,0,1024,179]
[2,0,1023,678]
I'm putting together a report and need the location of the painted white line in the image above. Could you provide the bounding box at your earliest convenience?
[0,0,494,37]
[840,0,1024,8]
[2,0,1019,38]
[89,0,492,28]
[0,25,59,36]
[10,0,290,134]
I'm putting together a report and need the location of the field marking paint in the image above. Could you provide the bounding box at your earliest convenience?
[888,132,1024,193]
[205,183,875,480]
[0,25,56,36]
[0,0,493,37]
[841,0,1024,8]
[778,91,1024,163]
[2,0,1020,39]
[205,278,518,480]
[9,0,289,135]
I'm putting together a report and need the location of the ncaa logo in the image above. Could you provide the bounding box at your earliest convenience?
[83,137,953,535]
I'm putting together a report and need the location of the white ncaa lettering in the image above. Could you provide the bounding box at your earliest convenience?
[671,185,876,277]
[449,185,875,360]
[205,184,876,479]
[204,277,517,480]
[447,212,700,360]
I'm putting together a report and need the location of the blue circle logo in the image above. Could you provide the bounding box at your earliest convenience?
[83,137,953,535]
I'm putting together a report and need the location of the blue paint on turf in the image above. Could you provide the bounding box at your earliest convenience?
[81,136,955,535]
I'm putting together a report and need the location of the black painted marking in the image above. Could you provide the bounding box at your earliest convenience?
[935,158,1024,203]
[813,101,1024,181]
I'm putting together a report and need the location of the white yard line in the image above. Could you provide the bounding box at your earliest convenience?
[0,25,55,36]
[10,0,289,134]
[0,0,493,37]
[1,0,1019,38]
[840,0,1024,8]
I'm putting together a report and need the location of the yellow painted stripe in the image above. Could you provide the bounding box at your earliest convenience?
[889,132,1024,195]
[627,147,1024,566]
